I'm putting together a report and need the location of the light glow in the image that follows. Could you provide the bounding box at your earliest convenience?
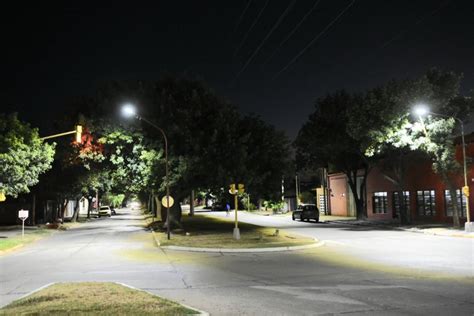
[121,103,137,118]
[414,104,429,117]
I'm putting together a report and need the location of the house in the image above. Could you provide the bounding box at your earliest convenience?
[327,134,474,223]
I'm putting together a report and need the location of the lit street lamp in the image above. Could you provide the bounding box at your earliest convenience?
[121,103,172,240]
[414,104,471,230]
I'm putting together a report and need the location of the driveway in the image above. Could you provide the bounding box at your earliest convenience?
[1,208,473,315]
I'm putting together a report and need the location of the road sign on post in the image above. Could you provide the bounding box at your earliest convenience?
[18,209,29,239]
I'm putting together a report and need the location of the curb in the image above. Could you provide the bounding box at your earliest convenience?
[116,282,208,315]
[0,244,24,256]
[158,239,325,253]
[326,220,474,239]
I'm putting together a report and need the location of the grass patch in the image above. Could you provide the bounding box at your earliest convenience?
[1,282,197,315]
[0,228,52,253]
[150,214,315,248]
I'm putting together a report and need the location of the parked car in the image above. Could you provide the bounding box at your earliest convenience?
[99,205,112,217]
[292,204,319,222]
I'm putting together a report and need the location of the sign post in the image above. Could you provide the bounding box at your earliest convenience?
[18,209,29,239]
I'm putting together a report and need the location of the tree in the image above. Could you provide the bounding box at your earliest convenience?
[0,113,55,198]
[295,91,370,219]
[345,68,472,226]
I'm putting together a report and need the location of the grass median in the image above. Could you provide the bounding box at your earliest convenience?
[0,282,197,315]
[150,214,315,248]
[0,228,53,254]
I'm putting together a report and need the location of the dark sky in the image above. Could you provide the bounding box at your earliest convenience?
[3,1,474,139]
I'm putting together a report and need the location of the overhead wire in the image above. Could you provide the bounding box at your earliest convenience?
[262,0,322,67]
[379,0,451,49]
[272,0,356,80]
[234,0,253,32]
[232,0,297,84]
[233,0,270,58]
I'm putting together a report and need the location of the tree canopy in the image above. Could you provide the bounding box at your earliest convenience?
[0,113,55,198]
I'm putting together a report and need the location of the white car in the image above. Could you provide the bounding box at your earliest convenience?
[99,205,112,217]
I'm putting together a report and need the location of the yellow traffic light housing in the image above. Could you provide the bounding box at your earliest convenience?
[462,185,469,197]
[229,184,237,195]
[238,183,245,194]
[0,191,6,202]
[75,125,83,143]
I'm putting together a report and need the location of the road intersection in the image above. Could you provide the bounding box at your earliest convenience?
[1,208,472,315]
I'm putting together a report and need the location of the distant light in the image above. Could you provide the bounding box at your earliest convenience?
[414,104,429,117]
[121,103,137,118]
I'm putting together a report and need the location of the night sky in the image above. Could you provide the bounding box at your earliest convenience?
[3,1,474,139]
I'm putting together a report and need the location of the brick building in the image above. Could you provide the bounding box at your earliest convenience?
[328,134,474,223]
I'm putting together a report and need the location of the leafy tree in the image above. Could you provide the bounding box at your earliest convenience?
[359,69,472,226]
[295,91,370,219]
[0,113,55,198]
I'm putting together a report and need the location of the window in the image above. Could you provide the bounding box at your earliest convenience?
[417,190,436,216]
[393,191,410,217]
[444,189,467,217]
[373,192,388,214]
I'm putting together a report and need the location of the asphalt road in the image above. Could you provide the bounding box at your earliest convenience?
[1,208,473,315]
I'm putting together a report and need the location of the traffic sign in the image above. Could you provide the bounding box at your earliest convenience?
[18,210,29,220]
[162,196,175,208]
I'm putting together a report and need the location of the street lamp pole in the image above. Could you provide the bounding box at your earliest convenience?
[121,104,171,240]
[138,116,171,240]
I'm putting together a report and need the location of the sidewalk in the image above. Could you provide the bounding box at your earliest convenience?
[324,218,474,238]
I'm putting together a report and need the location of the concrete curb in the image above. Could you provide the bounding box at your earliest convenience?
[7,282,208,315]
[116,282,209,315]
[0,244,24,256]
[326,220,474,239]
[159,239,325,253]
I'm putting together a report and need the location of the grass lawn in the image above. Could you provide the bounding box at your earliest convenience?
[150,214,315,248]
[0,282,197,315]
[0,228,52,253]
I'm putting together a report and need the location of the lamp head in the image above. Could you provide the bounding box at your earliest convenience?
[414,104,429,117]
[121,103,137,118]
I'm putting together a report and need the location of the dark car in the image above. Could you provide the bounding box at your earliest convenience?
[292,204,319,222]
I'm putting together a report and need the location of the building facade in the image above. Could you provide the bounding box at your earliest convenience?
[328,138,474,223]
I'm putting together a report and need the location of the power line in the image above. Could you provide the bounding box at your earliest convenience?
[262,0,322,67]
[272,0,356,80]
[234,0,253,32]
[232,0,297,83]
[233,0,270,58]
[379,0,451,49]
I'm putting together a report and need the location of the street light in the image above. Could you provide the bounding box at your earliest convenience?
[121,103,172,240]
[413,104,471,229]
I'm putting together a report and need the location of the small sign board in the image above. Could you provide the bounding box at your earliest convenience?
[18,209,29,220]
[161,196,174,208]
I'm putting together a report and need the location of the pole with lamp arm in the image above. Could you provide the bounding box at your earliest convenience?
[121,104,172,240]
[414,105,471,228]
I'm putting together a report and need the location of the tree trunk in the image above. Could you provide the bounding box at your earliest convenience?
[71,198,79,222]
[31,194,36,226]
[160,202,182,229]
[60,199,68,223]
[445,179,460,228]
[346,169,367,220]
[189,190,195,216]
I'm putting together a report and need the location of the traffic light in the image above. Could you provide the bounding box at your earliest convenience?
[229,184,237,195]
[0,191,5,202]
[462,185,470,197]
[75,125,83,143]
[238,183,245,194]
